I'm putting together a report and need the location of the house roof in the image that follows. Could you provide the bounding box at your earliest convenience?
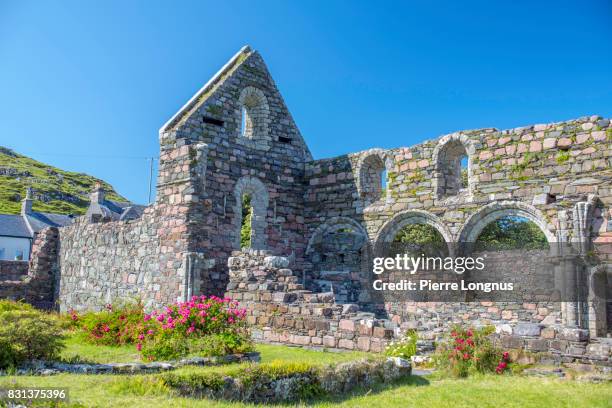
[0,214,33,238]
[86,199,146,222]
[26,212,74,232]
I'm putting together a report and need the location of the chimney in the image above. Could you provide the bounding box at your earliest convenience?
[90,182,105,204]
[21,187,33,215]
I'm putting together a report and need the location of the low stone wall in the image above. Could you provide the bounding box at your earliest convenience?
[162,357,411,403]
[0,228,59,309]
[0,260,29,281]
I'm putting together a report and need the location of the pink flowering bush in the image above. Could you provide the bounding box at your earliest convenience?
[138,295,253,361]
[70,301,145,346]
[433,325,511,377]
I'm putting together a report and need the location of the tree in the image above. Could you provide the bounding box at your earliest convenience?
[392,223,447,256]
[475,216,548,251]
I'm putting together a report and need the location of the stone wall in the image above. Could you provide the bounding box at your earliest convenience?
[303,115,611,338]
[226,249,610,364]
[0,260,28,281]
[0,228,59,309]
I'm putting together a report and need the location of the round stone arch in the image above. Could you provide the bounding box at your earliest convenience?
[355,148,393,205]
[457,200,557,254]
[232,176,269,250]
[306,217,369,255]
[373,209,455,256]
[432,133,476,199]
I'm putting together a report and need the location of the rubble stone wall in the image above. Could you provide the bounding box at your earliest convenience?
[0,260,29,281]
[0,228,59,309]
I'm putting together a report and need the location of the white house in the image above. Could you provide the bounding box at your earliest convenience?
[0,189,74,261]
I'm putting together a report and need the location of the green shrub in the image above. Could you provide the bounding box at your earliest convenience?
[189,332,254,357]
[0,299,34,312]
[384,330,417,359]
[72,300,145,346]
[0,308,64,369]
[432,325,510,377]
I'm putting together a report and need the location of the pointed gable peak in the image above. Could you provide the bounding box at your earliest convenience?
[160,45,254,133]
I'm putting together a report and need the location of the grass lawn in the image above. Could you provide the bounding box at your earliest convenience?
[2,339,611,407]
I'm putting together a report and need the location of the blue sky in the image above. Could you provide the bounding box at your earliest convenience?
[1,1,611,204]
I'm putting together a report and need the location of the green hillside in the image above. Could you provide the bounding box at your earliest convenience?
[0,147,128,215]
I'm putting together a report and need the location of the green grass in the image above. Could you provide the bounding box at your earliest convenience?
[0,147,127,215]
[3,337,611,407]
[58,332,369,365]
[60,334,142,364]
[1,370,610,407]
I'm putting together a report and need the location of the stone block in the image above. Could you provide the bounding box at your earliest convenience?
[338,339,355,350]
[339,319,355,332]
[501,336,524,349]
[557,328,589,342]
[526,339,548,352]
[357,336,371,351]
[515,323,541,337]
[373,327,393,339]
[323,335,337,348]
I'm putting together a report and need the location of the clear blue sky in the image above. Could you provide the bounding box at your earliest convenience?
[1,1,611,204]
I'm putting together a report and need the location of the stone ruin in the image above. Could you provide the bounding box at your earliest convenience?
[1,46,611,364]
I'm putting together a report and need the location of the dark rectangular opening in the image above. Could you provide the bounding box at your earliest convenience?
[278,136,292,144]
[202,116,224,126]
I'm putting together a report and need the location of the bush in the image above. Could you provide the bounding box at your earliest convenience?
[0,299,34,312]
[72,300,145,346]
[139,295,253,361]
[432,325,511,377]
[0,306,64,369]
[384,329,418,359]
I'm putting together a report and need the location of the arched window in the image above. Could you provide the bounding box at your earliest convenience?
[437,139,468,197]
[240,194,253,249]
[240,106,248,137]
[233,176,269,250]
[238,87,269,140]
[358,153,387,204]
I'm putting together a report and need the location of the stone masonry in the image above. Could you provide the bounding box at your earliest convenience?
[2,46,610,363]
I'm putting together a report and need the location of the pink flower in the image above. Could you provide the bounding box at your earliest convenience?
[157,314,165,322]
[136,343,142,351]
[138,334,145,340]
[144,314,152,321]
[186,326,195,334]
[502,351,510,360]
[102,324,110,333]
[147,329,154,335]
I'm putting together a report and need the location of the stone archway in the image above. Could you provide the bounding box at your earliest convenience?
[457,200,557,254]
[233,176,269,250]
[374,209,454,256]
[305,217,369,302]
